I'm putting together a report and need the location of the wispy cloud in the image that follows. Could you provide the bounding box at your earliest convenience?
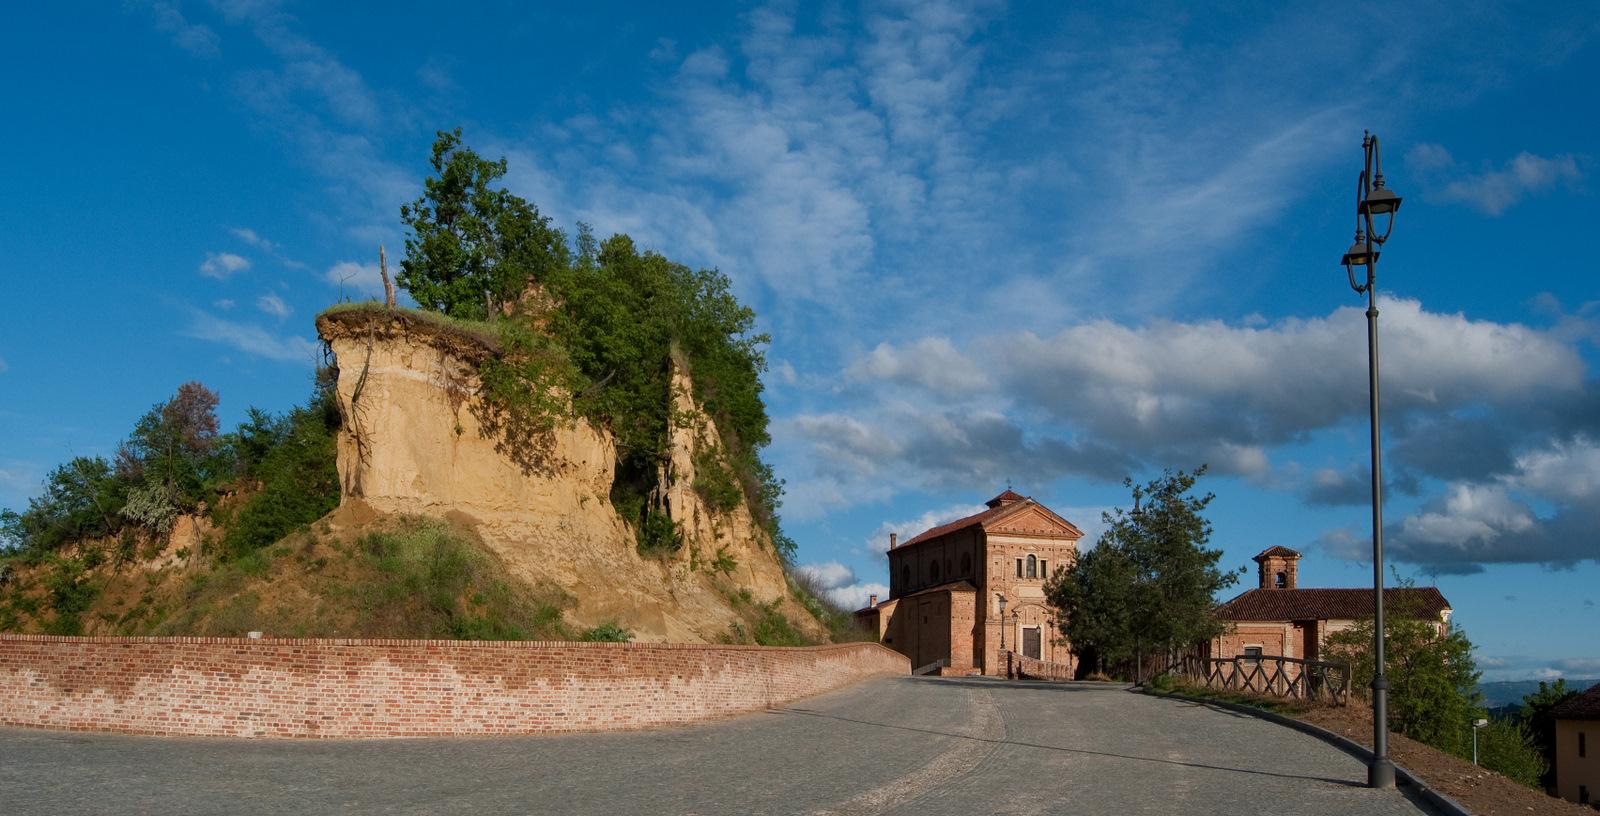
[255,293,291,320]
[134,0,220,58]
[230,226,305,269]
[324,261,386,298]
[1409,144,1588,216]
[198,251,250,279]
[182,310,319,363]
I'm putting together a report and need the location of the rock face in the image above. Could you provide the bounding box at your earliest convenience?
[316,309,807,643]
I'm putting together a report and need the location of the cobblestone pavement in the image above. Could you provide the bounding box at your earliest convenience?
[1,677,1436,815]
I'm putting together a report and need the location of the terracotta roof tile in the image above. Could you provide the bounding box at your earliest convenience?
[898,505,1010,548]
[986,489,1026,508]
[1253,546,1301,561]
[1217,587,1451,622]
[1551,682,1600,721]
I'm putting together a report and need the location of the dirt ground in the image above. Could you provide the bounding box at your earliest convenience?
[1298,705,1594,816]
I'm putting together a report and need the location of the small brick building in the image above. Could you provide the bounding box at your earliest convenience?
[1211,547,1453,661]
[854,490,1082,676]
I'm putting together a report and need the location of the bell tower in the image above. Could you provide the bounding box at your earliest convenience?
[1253,546,1301,590]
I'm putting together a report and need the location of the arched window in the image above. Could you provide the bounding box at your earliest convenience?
[1026,554,1037,579]
[902,564,911,588]
[1274,571,1287,588]
[930,560,941,582]
[960,552,972,576]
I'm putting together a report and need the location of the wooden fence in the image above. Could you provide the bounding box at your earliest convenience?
[1168,654,1351,705]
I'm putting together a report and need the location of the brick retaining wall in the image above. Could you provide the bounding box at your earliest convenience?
[0,635,909,738]
[1004,649,1076,681]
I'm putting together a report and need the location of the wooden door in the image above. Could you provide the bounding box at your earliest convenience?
[1023,627,1041,660]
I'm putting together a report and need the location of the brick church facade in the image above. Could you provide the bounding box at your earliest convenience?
[854,490,1082,676]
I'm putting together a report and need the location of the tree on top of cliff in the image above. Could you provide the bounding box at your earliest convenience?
[397,130,790,561]
[398,128,570,320]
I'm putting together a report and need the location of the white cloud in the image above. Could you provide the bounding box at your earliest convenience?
[256,293,291,320]
[863,502,987,553]
[324,261,386,298]
[847,337,989,393]
[214,298,236,310]
[793,560,889,610]
[1420,149,1588,216]
[182,311,319,363]
[198,251,251,279]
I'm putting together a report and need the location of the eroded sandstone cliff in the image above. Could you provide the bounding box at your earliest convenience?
[315,308,813,643]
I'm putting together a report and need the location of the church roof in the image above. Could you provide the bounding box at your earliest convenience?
[1551,682,1600,721]
[1217,587,1451,623]
[897,491,1082,548]
[1253,546,1301,561]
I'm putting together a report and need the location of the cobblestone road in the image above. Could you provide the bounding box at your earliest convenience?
[1,677,1435,815]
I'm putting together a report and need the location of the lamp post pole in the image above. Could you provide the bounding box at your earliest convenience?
[1341,130,1402,790]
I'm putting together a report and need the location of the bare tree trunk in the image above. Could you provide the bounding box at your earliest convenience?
[379,245,396,308]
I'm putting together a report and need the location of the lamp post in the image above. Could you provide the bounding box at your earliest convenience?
[1340,130,1403,790]
[998,595,1008,651]
[1473,718,1488,765]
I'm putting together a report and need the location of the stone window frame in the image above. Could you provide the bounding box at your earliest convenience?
[1274,571,1288,588]
[1015,558,1023,578]
[1242,644,1264,660]
[1026,554,1037,579]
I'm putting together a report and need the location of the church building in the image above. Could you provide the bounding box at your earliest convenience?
[854,490,1083,676]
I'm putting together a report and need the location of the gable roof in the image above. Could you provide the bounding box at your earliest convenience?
[1216,587,1451,622]
[1551,682,1600,721]
[1253,546,1301,561]
[898,495,1083,548]
[986,489,1026,508]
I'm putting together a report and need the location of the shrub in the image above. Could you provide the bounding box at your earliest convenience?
[216,391,340,559]
[580,622,632,642]
[1477,719,1547,788]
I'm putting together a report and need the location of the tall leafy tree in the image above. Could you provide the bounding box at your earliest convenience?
[1046,466,1240,674]
[399,129,569,319]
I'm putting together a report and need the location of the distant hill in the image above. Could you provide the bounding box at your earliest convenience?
[1478,677,1600,709]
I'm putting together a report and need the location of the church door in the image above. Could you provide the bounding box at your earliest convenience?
[1023,627,1041,660]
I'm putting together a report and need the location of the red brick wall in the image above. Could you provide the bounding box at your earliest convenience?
[0,635,909,739]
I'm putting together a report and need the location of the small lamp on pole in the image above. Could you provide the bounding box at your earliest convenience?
[997,595,1008,650]
[1473,718,1489,766]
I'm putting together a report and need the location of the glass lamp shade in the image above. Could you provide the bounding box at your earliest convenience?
[1360,186,1402,216]
[1341,239,1377,267]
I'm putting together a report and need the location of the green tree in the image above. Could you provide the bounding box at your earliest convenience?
[7,456,129,551]
[1518,679,1575,788]
[1325,587,1482,753]
[117,381,231,528]
[1045,466,1240,675]
[398,129,569,319]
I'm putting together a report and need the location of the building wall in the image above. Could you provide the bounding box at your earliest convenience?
[0,635,909,739]
[1556,719,1598,805]
[982,532,1077,675]
[888,527,982,598]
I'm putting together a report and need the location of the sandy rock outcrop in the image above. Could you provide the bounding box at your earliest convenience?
[315,309,809,643]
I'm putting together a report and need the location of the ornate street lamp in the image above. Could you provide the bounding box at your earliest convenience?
[1340,130,1403,789]
[997,595,1008,650]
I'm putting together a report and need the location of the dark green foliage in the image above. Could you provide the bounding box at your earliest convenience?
[787,573,874,643]
[5,457,129,552]
[357,521,562,640]
[43,556,98,635]
[1326,587,1484,752]
[750,601,808,646]
[398,132,792,561]
[215,384,342,559]
[1518,679,1576,788]
[579,622,632,642]
[1045,467,1241,674]
[692,446,743,515]
[398,128,570,320]
[1476,719,1547,788]
[634,509,684,556]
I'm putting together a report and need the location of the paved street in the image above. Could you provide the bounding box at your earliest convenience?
[1,677,1434,815]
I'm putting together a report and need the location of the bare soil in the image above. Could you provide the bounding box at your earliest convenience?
[1298,704,1591,816]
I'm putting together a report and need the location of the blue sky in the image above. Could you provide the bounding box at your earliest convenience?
[1,1,1596,680]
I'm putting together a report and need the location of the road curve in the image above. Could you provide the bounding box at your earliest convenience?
[1,677,1434,815]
